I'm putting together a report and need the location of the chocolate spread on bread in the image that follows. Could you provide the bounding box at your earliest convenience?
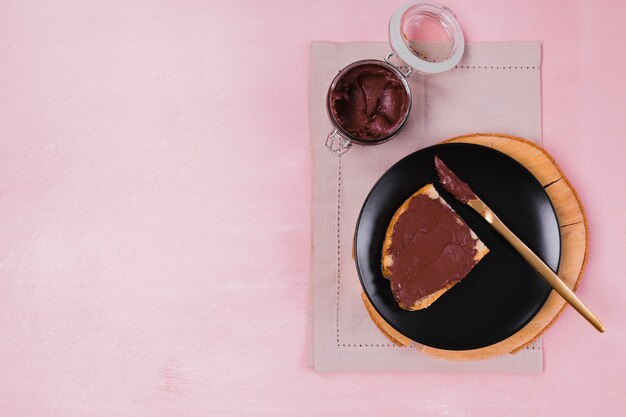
[434,155,477,203]
[329,63,409,141]
[385,193,480,308]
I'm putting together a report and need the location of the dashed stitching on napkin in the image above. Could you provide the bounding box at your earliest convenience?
[455,65,540,70]
[339,343,415,348]
[336,157,341,345]
[335,156,397,348]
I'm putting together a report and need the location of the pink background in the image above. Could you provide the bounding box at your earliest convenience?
[0,0,624,415]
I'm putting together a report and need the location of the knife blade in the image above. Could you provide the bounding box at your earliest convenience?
[434,155,605,333]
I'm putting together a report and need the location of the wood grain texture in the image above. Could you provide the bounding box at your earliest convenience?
[362,133,589,360]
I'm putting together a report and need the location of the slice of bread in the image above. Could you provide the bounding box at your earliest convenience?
[381,183,489,310]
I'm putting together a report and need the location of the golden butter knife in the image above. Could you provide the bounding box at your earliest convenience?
[435,156,605,333]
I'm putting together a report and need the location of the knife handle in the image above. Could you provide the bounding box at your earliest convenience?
[479,203,605,333]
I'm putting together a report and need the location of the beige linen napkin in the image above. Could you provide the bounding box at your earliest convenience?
[310,41,543,372]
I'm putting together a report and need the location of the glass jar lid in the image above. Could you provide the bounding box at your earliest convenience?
[389,2,465,75]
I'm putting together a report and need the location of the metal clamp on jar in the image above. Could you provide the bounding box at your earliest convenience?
[325,2,465,155]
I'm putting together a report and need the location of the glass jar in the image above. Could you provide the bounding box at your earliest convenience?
[326,2,465,155]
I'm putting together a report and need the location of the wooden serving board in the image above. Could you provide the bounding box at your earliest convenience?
[361,133,588,360]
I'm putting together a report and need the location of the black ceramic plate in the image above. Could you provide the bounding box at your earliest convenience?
[354,143,561,350]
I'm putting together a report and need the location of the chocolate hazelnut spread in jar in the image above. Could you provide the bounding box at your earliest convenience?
[326,2,465,155]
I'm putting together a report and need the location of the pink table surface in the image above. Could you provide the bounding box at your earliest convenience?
[0,0,624,415]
